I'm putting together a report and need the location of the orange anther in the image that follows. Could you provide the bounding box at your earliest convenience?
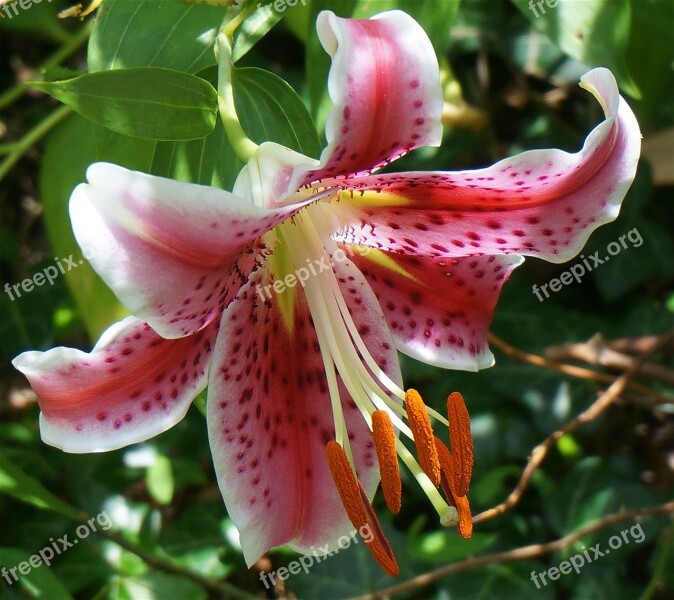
[434,436,473,539]
[404,389,441,486]
[454,494,473,539]
[372,411,402,514]
[447,392,473,497]
[434,435,456,498]
[325,441,399,576]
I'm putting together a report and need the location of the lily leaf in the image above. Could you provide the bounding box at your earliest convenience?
[88,0,224,73]
[233,66,322,157]
[40,114,153,340]
[33,68,218,141]
[152,65,321,189]
[0,453,81,520]
[88,0,281,73]
[0,549,73,600]
[512,0,640,98]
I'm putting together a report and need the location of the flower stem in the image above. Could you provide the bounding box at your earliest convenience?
[215,32,258,163]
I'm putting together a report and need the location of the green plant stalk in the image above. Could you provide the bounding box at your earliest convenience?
[0,105,71,184]
[216,31,258,162]
[0,22,92,111]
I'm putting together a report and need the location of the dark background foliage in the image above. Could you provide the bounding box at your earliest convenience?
[1,0,673,598]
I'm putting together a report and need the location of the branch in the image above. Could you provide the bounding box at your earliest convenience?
[545,334,674,387]
[488,333,674,405]
[352,501,674,600]
[474,331,674,525]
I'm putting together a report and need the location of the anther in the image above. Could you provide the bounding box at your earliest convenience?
[447,392,473,497]
[372,410,402,514]
[434,436,473,538]
[325,441,399,576]
[454,494,473,539]
[404,389,441,486]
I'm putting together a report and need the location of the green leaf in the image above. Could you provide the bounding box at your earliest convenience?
[233,67,322,157]
[88,0,224,74]
[626,0,674,127]
[114,572,207,600]
[33,68,218,141]
[511,0,640,98]
[40,114,153,340]
[0,453,80,520]
[152,65,321,187]
[232,1,287,62]
[0,549,74,600]
[147,456,174,506]
[412,531,497,563]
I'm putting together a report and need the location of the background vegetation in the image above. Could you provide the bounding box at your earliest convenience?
[1,0,673,598]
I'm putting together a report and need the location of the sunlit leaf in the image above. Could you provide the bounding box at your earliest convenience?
[33,69,218,141]
[511,0,640,97]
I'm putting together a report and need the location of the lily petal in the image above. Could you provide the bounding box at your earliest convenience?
[207,258,400,565]
[70,163,306,339]
[333,68,640,263]
[292,10,443,189]
[12,317,217,453]
[348,249,522,370]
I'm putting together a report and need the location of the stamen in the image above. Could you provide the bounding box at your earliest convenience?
[404,389,441,486]
[455,494,473,539]
[447,392,473,497]
[325,442,399,576]
[434,435,456,498]
[395,438,454,525]
[372,410,402,514]
[434,436,473,538]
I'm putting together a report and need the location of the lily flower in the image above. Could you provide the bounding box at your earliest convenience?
[13,9,640,575]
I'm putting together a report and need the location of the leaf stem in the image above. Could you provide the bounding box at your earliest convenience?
[0,105,72,184]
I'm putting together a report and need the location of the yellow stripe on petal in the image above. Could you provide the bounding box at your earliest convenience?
[359,248,418,282]
[267,235,297,333]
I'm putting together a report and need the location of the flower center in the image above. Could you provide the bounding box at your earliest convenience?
[270,205,474,573]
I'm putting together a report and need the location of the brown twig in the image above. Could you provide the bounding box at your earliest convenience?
[351,501,674,600]
[545,334,674,387]
[474,331,674,525]
[605,334,671,355]
[488,333,674,404]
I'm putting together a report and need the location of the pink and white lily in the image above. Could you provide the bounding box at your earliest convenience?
[14,9,640,574]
